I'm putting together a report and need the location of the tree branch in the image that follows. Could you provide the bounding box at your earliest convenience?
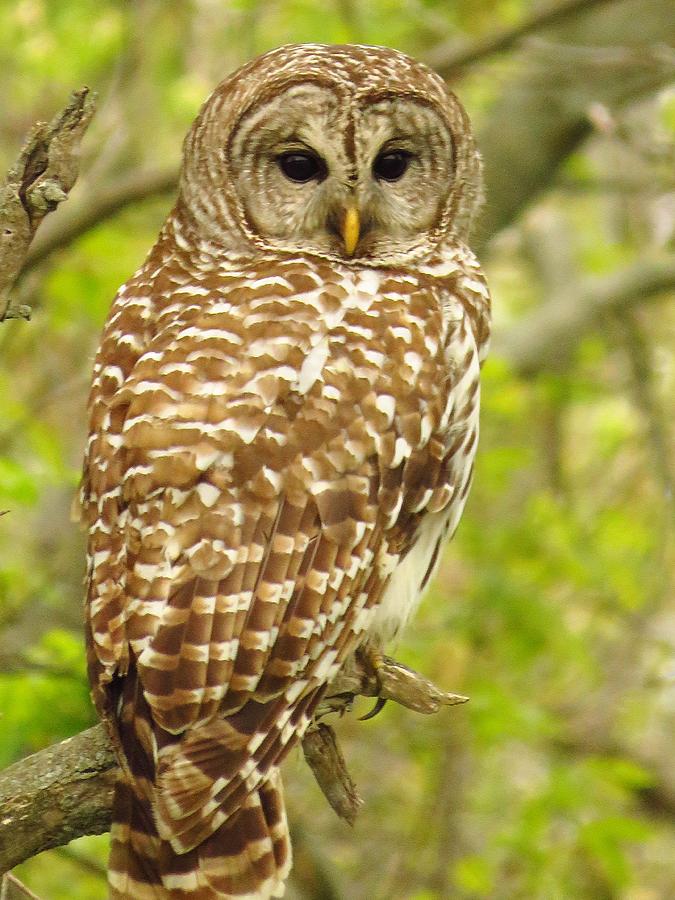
[0,873,41,899]
[0,655,465,874]
[0,725,116,874]
[0,88,96,321]
[7,3,673,280]
[425,0,615,77]
[473,0,675,247]
[302,724,363,826]
[23,165,178,272]
[3,2,674,882]
[4,650,674,878]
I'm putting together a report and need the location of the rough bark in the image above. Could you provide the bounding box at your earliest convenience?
[4,667,674,876]
[0,725,116,874]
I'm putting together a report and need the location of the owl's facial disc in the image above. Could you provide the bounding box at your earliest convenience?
[228,83,456,261]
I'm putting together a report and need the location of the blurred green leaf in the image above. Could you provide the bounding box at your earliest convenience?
[0,457,39,506]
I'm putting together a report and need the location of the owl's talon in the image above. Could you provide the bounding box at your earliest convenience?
[355,643,387,720]
[358,697,387,721]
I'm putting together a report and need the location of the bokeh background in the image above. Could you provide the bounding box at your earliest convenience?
[1,1,673,897]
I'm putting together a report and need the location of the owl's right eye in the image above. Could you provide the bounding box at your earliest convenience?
[277,151,325,183]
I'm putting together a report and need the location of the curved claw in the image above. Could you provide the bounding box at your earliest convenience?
[358,697,387,721]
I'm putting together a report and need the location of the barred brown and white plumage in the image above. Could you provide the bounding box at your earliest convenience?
[79,43,491,898]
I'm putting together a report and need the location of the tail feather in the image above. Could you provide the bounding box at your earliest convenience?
[110,768,290,899]
[105,665,294,898]
[109,779,164,899]
[193,770,290,898]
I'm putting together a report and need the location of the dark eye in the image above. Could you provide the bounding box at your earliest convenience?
[373,149,412,182]
[277,151,325,183]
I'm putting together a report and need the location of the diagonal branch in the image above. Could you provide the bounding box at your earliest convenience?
[0,873,41,899]
[7,3,673,280]
[474,0,675,247]
[23,165,177,272]
[3,643,675,877]
[425,0,615,77]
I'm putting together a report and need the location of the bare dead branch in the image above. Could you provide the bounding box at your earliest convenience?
[0,89,96,321]
[299,652,469,825]
[302,724,363,825]
[2,2,674,883]
[493,255,675,374]
[5,662,671,879]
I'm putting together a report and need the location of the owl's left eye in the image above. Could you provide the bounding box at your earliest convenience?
[277,151,326,183]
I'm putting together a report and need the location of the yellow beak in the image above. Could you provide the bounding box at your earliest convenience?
[341,206,360,256]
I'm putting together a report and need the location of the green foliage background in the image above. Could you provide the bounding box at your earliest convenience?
[1,1,673,898]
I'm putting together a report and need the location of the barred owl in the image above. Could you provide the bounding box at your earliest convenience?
[80,43,491,899]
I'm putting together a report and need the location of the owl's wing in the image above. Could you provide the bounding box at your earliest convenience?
[85,416,385,856]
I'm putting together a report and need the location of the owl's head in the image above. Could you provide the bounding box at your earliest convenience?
[178,44,482,264]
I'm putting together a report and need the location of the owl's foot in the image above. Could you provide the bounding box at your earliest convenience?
[320,651,469,719]
[308,654,469,822]
[359,696,387,721]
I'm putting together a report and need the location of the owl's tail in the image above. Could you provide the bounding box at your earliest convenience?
[108,767,291,899]
[105,666,293,899]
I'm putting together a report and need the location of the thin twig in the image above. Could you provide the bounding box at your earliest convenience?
[0,874,41,899]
